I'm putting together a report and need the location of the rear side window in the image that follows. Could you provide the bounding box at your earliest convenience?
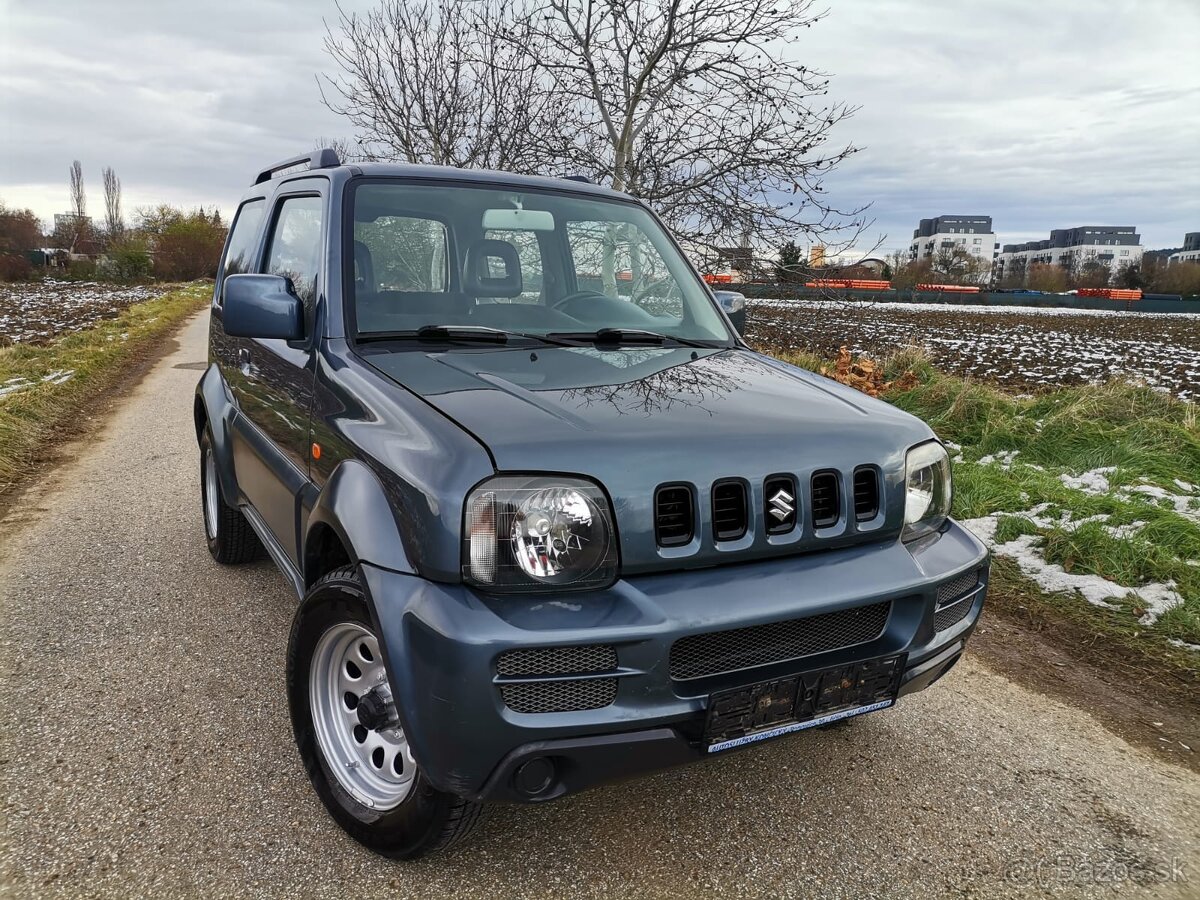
[223,199,265,279]
[265,195,324,309]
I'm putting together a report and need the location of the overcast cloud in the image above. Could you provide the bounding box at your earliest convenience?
[1,0,1197,254]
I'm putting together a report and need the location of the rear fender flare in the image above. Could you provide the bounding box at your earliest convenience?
[194,364,239,506]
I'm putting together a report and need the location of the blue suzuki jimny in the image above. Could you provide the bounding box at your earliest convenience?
[195,149,989,858]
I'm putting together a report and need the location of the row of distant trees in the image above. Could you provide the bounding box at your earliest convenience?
[0,161,228,282]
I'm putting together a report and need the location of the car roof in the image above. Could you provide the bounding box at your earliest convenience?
[246,158,635,204]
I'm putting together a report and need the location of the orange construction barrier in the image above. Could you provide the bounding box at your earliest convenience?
[804,279,891,291]
[1076,288,1142,300]
[915,283,982,293]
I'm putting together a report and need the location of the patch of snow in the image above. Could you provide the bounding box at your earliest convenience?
[961,514,1184,625]
[1168,639,1200,653]
[1060,466,1116,494]
[976,450,1020,470]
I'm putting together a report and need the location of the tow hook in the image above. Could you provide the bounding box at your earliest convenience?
[356,682,399,731]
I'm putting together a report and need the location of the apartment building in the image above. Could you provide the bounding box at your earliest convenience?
[994,226,1142,284]
[909,215,998,269]
[1168,232,1200,265]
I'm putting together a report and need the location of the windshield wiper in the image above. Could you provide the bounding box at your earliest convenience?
[357,325,579,347]
[547,327,713,349]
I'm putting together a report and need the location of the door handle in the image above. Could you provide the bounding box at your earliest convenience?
[238,347,253,377]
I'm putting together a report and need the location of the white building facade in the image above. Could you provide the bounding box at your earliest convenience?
[995,226,1143,284]
[909,215,998,276]
[1168,232,1200,265]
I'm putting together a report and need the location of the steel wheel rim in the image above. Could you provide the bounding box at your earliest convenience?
[203,449,219,539]
[309,622,416,810]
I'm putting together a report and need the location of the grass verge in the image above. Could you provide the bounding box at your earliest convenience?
[766,344,1200,680]
[0,283,210,497]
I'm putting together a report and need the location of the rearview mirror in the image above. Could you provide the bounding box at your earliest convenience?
[482,208,555,232]
[221,274,305,341]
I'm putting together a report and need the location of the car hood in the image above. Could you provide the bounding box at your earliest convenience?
[362,345,935,572]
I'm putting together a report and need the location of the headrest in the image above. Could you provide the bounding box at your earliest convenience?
[463,239,522,298]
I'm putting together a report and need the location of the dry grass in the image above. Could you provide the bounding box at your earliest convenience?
[0,284,210,496]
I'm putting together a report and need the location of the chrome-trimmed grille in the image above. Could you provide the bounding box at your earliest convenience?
[669,601,891,680]
[496,645,618,677]
[500,679,617,714]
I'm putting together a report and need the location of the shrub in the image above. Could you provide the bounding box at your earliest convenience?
[153,209,227,281]
[101,238,153,282]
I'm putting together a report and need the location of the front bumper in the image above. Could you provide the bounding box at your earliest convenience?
[362,520,988,802]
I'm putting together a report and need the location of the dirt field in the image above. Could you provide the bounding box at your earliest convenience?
[748,298,1200,401]
[0,281,165,345]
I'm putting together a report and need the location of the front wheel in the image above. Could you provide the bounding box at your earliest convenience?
[287,566,483,858]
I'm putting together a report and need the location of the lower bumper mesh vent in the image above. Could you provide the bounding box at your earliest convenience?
[934,570,981,632]
[497,645,617,677]
[500,679,617,714]
[669,601,891,680]
[497,644,619,714]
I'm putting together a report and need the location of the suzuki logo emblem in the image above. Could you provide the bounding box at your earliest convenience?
[768,488,795,522]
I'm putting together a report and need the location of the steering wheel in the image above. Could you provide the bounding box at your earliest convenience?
[551,290,611,313]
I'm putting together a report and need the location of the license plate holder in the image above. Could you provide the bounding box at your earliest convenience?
[704,654,906,753]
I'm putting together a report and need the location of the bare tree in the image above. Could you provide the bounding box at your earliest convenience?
[506,0,866,262]
[322,0,866,272]
[102,166,123,241]
[320,0,571,171]
[68,159,87,251]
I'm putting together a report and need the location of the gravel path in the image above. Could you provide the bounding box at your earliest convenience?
[1,313,1198,899]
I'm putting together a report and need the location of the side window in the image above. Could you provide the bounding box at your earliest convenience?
[353,215,448,293]
[265,196,324,309]
[222,199,265,281]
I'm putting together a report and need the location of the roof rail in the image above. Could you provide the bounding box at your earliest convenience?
[253,148,341,185]
[562,174,593,184]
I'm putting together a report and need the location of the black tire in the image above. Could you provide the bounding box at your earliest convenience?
[287,565,484,859]
[199,428,261,564]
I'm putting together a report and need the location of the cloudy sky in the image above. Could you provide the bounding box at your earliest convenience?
[1,0,1197,254]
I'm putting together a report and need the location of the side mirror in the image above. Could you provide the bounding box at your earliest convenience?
[712,290,747,336]
[221,274,305,341]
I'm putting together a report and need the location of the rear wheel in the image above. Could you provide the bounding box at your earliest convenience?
[287,566,483,858]
[199,428,261,563]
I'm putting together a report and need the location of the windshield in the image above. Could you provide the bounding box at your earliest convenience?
[349,181,732,345]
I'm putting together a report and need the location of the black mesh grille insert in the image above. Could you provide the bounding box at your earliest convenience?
[496,645,617,677]
[500,679,617,714]
[934,600,973,633]
[711,480,748,541]
[936,570,980,608]
[853,467,879,521]
[669,601,891,680]
[764,475,798,534]
[934,570,980,632]
[655,485,694,547]
[811,471,840,528]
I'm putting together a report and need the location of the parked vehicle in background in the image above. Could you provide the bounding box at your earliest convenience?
[194,149,989,859]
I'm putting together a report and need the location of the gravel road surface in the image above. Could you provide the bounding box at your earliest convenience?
[1,313,1198,899]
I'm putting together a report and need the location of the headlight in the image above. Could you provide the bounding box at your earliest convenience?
[463,475,618,592]
[902,441,952,542]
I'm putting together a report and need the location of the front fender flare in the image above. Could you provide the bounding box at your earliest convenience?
[305,460,416,580]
